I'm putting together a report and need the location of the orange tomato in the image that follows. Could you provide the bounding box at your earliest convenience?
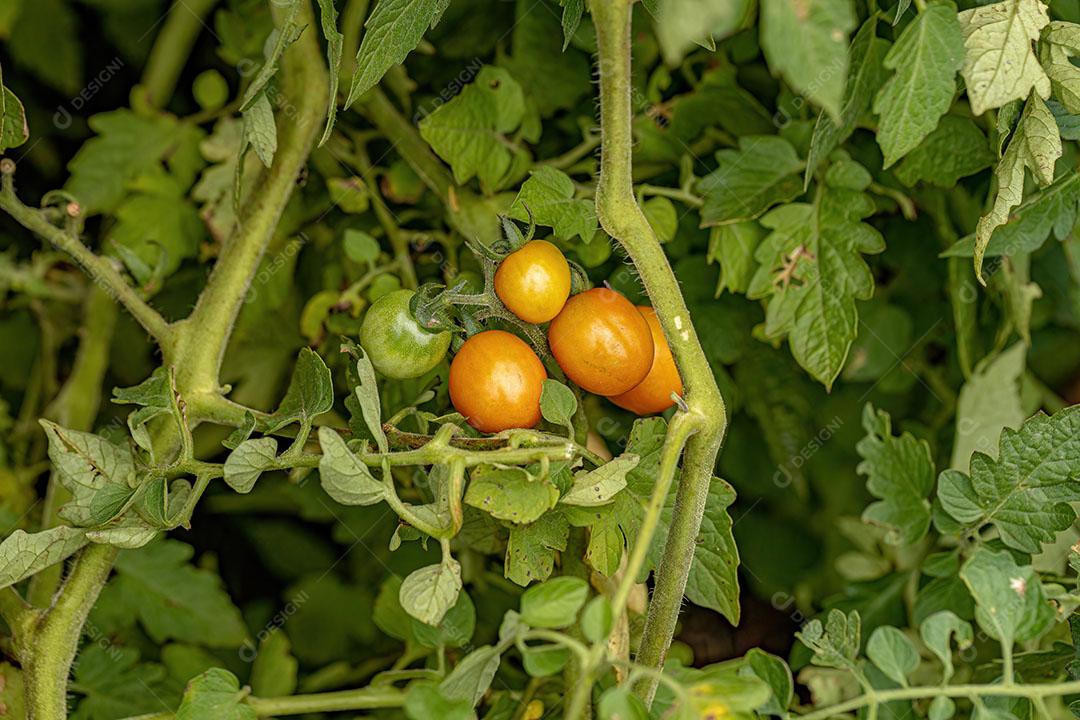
[494,240,572,324]
[547,288,654,396]
[610,307,683,415]
[449,330,547,433]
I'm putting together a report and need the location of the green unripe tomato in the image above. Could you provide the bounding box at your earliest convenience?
[359,289,450,379]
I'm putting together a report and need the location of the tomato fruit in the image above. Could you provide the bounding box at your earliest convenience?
[449,330,547,433]
[494,240,572,324]
[547,287,654,396]
[360,289,451,379]
[609,307,683,415]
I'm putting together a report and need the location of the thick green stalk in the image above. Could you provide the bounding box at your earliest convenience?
[589,0,728,706]
[25,544,119,720]
[171,0,329,399]
[140,0,221,109]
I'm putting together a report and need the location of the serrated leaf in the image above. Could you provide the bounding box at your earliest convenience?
[938,405,1080,553]
[866,626,918,685]
[501,0,590,116]
[974,92,1061,280]
[40,420,136,527]
[806,17,892,187]
[505,510,569,585]
[316,0,344,145]
[746,173,885,388]
[760,0,855,121]
[872,1,965,167]
[561,454,638,507]
[950,342,1026,471]
[797,609,861,670]
[239,4,303,111]
[344,0,451,108]
[176,668,256,720]
[894,115,995,187]
[920,610,973,682]
[418,66,527,194]
[698,136,804,227]
[223,437,279,494]
[242,91,277,168]
[465,467,558,524]
[709,222,765,295]
[268,348,334,431]
[1041,22,1080,114]
[0,526,87,589]
[960,548,1055,647]
[857,404,935,546]
[318,427,385,506]
[400,559,462,626]
[0,64,28,152]
[509,166,597,242]
[958,0,1051,115]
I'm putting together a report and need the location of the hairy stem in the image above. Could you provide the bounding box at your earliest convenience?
[0,170,173,348]
[171,0,329,399]
[25,544,119,720]
[140,0,221,109]
[590,0,728,706]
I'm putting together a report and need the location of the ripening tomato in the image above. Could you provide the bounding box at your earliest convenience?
[360,289,451,379]
[449,330,547,433]
[494,240,572,324]
[609,307,683,415]
[547,287,654,396]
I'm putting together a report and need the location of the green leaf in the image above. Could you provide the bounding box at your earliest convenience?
[709,222,765,296]
[894,115,995,187]
[268,348,334,431]
[6,0,81,95]
[644,197,679,242]
[938,405,1080,553]
[70,645,174,719]
[86,518,161,550]
[746,168,885,388]
[354,350,388,452]
[501,0,591,116]
[857,404,935,546]
[598,686,649,720]
[400,559,463,626]
[919,610,973,682]
[176,668,256,720]
[520,576,589,628]
[1040,21,1080,114]
[318,427,385,506]
[112,366,176,447]
[745,648,794,716]
[697,136,804,227]
[654,0,753,63]
[974,93,1062,280]
[419,67,528,194]
[960,547,1055,646]
[223,437,279,494]
[239,4,303,111]
[110,539,248,647]
[505,509,569,585]
[0,526,87,590]
[806,17,892,187]
[0,64,28,152]
[413,589,475,648]
[343,228,380,263]
[404,684,473,720]
[522,643,569,677]
[439,644,503,706]
[539,378,578,431]
[39,420,136,527]
[958,0,1051,115]
[929,696,957,720]
[950,342,1026,471]
[315,0,344,145]
[249,629,298,698]
[464,467,559,524]
[581,596,614,643]
[561,0,583,50]
[760,0,856,121]
[241,92,277,168]
[872,1,965,167]
[344,0,452,108]
[797,608,861,670]
[560,454,638,507]
[509,167,597,242]
[866,626,919,686]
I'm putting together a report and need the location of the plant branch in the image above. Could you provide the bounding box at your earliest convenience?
[0,167,173,348]
[796,679,1080,720]
[171,0,329,399]
[25,544,119,720]
[140,0,221,109]
[590,0,729,707]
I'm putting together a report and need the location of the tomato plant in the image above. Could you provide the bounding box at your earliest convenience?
[1,0,1080,718]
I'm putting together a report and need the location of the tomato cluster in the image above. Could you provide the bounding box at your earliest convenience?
[359,240,682,433]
